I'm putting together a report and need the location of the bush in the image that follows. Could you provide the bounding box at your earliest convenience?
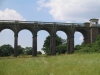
[23,47,32,55]
[56,44,67,54]
[74,45,82,50]
[37,51,42,55]
[17,45,24,55]
[0,44,14,56]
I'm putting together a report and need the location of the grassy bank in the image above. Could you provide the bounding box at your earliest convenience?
[0,53,100,75]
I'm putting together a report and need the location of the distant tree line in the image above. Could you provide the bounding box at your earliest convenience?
[0,45,42,57]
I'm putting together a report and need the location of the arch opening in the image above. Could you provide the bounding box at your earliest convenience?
[18,29,32,55]
[37,30,50,54]
[0,29,14,56]
[74,31,84,46]
[0,29,14,47]
[74,31,84,52]
[56,31,67,54]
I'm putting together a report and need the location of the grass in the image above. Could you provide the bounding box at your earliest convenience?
[0,53,100,75]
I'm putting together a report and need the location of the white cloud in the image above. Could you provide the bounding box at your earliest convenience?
[37,0,45,11]
[66,21,72,23]
[37,0,100,23]
[37,7,41,11]
[79,36,83,41]
[0,8,25,20]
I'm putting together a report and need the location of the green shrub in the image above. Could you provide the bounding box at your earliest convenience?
[0,44,14,56]
[37,51,42,55]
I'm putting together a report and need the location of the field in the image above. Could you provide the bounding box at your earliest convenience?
[0,53,100,75]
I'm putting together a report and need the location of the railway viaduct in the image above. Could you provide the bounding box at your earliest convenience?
[0,18,100,57]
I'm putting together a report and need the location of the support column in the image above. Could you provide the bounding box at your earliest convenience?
[32,34,37,56]
[90,27,99,43]
[67,38,70,54]
[67,36,74,54]
[50,35,56,55]
[84,36,90,45]
[14,34,18,57]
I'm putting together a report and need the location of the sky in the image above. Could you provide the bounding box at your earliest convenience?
[0,0,100,53]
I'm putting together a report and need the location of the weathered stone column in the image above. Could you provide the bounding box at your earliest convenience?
[32,34,37,56]
[50,34,56,55]
[67,36,74,54]
[84,36,90,45]
[67,37,70,54]
[14,34,18,57]
[90,27,99,43]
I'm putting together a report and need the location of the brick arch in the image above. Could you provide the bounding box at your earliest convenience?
[75,28,90,45]
[55,28,74,54]
[55,30,68,54]
[18,27,33,35]
[37,27,51,35]
[55,28,71,37]
[75,29,87,36]
[0,26,15,33]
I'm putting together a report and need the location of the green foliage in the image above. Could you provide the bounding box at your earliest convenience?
[23,47,32,55]
[61,39,67,44]
[17,45,24,55]
[42,34,67,54]
[37,51,42,55]
[0,54,100,75]
[75,34,100,53]
[43,36,50,49]
[0,44,14,56]
[56,44,67,54]
[42,47,50,55]
[74,44,82,50]
[56,34,64,46]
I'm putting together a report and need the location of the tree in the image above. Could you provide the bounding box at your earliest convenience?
[0,44,14,56]
[17,45,24,55]
[56,44,67,54]
[42,34,67,54]
[23,47,32,55]
[74,44,82,50]
[37,51,42,55]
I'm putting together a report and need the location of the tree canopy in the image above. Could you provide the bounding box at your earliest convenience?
[42,34,67,54]
[0,44,14,56]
